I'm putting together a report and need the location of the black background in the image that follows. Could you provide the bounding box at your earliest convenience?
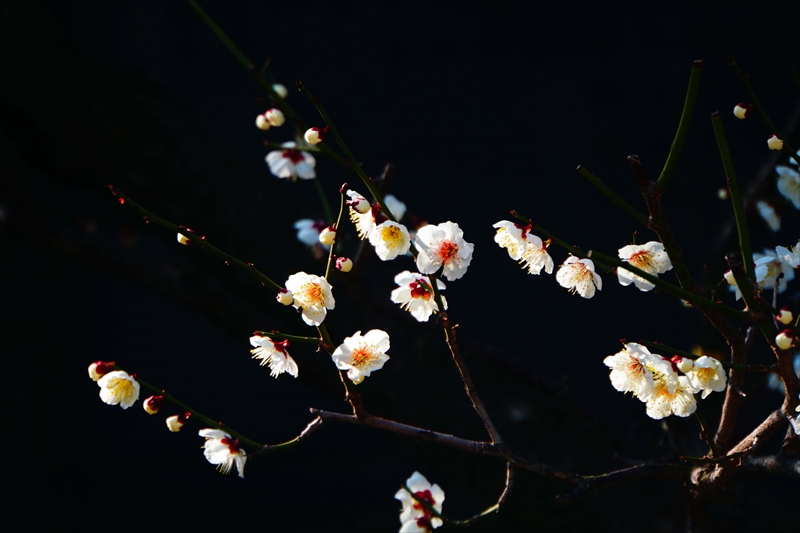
[2,1,800,531]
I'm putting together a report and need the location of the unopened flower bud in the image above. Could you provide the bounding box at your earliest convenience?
[177,232,191,245]
[276,289,294,306]
[778,307,794,325]
[347,193,371,214]
[88,361,115,381]
[143,395,164,415]
[255,114,271,131]
[304,127,326,145]
[677,357,694,373]
[319,226,336,246]
[768,134,784,151]
[733,103,751,119]
[776,329,795,350]
[336,256,353,272]
[166,412,191,432]
[272,84,288,99]
[717,188,729,200]
[265,108,285,127]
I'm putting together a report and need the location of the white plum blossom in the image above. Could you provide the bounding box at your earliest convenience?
[250,335,298,378]
[266,142,316,180]
[519,234,554,275]
[390,271,447,322]
[331,329,390,385]
[369,221,411,260]
[198,428,247,478]
[284,272,335,326]
[604,343,661,400]
[617,241,673,292]
[414,222,474,281]
[294,219,328,247]
[492,220,527,261]
[686,356,727,399]
[754,249,795,293]
[385,194,407,221]
[645,376,697,419]
[97,370,140,409]
[395,472,445,532]
[347,190,376,239]
[756,200,781,232]
[272,84,288,98]
[177,232,191,245]
[776,165,800,208]
[776,241,800,269]
[556,256,602,299]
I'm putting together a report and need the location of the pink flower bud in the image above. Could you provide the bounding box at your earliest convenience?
[768,134,784,151]
[276,289,294,306]
[304,127,327,145]
[255,114,271,131]
[319,226,336,246]
[88,361,115,382]
[776,329,795,350]
[166,412,191,432]
[336,256,353,272]
[778,307,794,326]
[265,108,285,127]
[143,395,164,415]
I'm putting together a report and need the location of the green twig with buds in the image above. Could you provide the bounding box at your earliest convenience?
[324,185,347,279]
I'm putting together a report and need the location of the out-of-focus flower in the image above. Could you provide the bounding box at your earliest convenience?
[776,241,800,268]
[395,472,445,532]
[776,329,795,351]
[331,329,390,385]
[645,376,697,419]
[255,114,271,131]
[143,395,164,415]
[88,361,115,382]
[294,219,328,247]
[319,226,337,246]
[519,234,553,275]
[272,84,288,98]
[97,371,140,409]
[199,429,247,478]
[347,190,376,239]
[166,412,191,432]
[556,256,602,299]
[718,188,730,200]
[733,103,752,119]
[265,108,285,127]
[685,356,727,399]
[369,221,411,260]
[384,194,407,221]
[276,289,294,306]
[336,256,353,272]
[284,272,335,326]
[776,166,800,208]
[390,271,447,322]
[603,343,676,400]
[617,241,673,292]
[768,134,784,151]
[777,307,794,325]
[266,142,316,180]
[177,232,191,245]
[250,335,298,378]
[414,222,474,281]
[754,250,795,293]
[304,127,326,145]
[493,220,527,261]
[767,354,800,394]
[756,200,781,232]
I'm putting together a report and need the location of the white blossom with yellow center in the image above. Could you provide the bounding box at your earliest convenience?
[390,270,447,322]
[284,272,335,326]
[603,342,661,399]
[97,370,140,409]
[492,220,527,261]
[617,241,673,292]
[331,329,390,384]
[520,233,554,275]
[686,356,727,399]
[415,222,474,281]
[368,221,411,260]
[645,375,697,419]
[555,256,602,299]
[347,190,375,239]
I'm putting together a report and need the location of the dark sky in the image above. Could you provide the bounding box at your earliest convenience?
[2,1,800,531]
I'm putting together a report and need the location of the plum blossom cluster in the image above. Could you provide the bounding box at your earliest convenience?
[725,242,799,300]
[603,343,727,419]
[395,472,445,532]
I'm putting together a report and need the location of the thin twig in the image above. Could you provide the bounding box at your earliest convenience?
[575,166,648,225]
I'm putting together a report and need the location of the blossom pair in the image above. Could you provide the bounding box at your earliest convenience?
[725,245,798,300]
[603,343,727,419]
[90,363,141,409]
[493,220,554,275]
[395,472,445,532]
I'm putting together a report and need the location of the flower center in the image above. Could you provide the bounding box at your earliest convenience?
[412,489,435,510]
[350,344,375,367]
[282,149,305,163]
[409,279,432,300]
[298,282,325,309]
[627,356,645,377]
[629,250,654,271]
[380,225,405,248]
[696,367,715,383]
[221,437,241,454]
[106,377,135,400]
[436,241,458,262]
[497,229,521,257]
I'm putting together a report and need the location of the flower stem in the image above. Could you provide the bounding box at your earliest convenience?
[695,409,719,458]
[115,365,262,450]
[314,179,334,226]
[253,330,321,344]
[324,185,346,279]
[710,112,755,280]
[656,60,703,190]
[111,187,282,293]
[575,166,648,225]
[587,249,749,321]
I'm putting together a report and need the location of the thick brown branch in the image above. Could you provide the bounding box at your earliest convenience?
[556,463,688,505]
[715,326,758,453]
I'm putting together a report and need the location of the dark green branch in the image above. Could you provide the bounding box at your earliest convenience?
[576,166,648,225]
